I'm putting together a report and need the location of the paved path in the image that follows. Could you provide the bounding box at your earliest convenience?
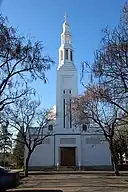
[17,173,128,192]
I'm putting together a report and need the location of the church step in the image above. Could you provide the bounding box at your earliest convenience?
[57,166,77,171]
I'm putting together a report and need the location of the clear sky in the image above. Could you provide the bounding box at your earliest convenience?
[0,0,126,109]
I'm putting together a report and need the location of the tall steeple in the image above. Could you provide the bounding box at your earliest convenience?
[58,14,74,70]
[56,14,78,132]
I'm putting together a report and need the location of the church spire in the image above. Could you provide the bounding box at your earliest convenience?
[61,13,72,45]
[58,14,74,69]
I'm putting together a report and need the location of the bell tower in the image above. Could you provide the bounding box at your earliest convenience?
[56,14,78,132]
[58,13,74,70]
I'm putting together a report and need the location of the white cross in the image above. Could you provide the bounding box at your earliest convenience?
[64,12,68,22]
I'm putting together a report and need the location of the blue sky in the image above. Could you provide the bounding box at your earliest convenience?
[0,0,126,109]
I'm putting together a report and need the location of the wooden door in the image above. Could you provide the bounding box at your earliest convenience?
[60,147,76,166]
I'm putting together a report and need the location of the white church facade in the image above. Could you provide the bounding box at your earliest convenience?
[27,16,111,170]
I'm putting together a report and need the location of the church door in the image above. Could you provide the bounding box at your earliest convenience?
[60,147,76,166]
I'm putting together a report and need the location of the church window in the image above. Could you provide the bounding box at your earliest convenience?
[48,124,53,131]
[63,90,65,94]
[69,90,72,94]
[82,124,87,132]
[70,50,73,61]
[63,99,66,128]
[65,49,68,60]
[61,50,63,60]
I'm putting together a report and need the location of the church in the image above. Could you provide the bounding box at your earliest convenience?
[27,16,111,170]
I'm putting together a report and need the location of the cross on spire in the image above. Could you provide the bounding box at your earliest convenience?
[64,12,68,22]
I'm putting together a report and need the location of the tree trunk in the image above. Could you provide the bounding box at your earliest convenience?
[111,154,114,170]
[113,156,120,176]
[3,145,6,167]
[24,152,31,177]
[109,142,120,176]
[119,152,123,168]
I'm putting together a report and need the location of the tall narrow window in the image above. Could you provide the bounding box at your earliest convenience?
[70,99,72,128]
[70,50,73,61]
[63,99,66,128]
[61,50,63,60]
[48,124,53,131]
[65,49,68,60]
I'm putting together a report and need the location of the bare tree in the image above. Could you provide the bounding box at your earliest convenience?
[113,116,128,167]
[6,94,53,177]
[74,3,128,175]
[72,86,125,175]
[0,15,54,112]
[89,3,128,115]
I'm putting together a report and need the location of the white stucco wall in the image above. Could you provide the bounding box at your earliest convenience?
[26,133,111,168]
[81,134,111,166]
[28,136,54,167]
